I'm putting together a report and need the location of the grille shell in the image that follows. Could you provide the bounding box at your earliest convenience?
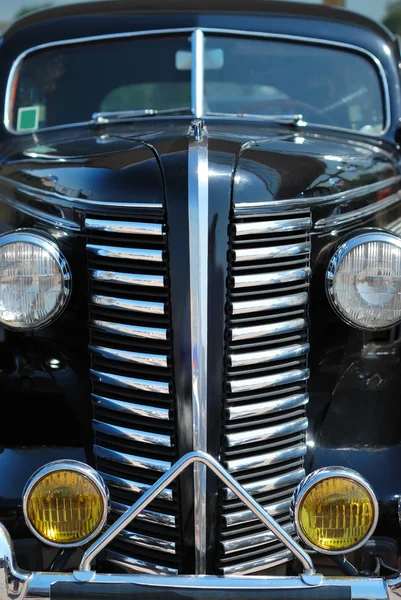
[86,215,182,575]
[217,210,311,576]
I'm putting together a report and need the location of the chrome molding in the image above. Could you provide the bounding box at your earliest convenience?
[89,346,168,368]
[99,471,173,501]
[111,500,176,527]
[232,292,308,315]
[233,241,311,262]
[117,529,176,554]
[235,175,401,212]
[89,269,164,287]
[85,219,163,235]
[229,343,310,367]
[5,27,391,138]
[93,419,171,447]
[224,498,292,527]
[225,467,306,500]
[92,393,170,420]
[91,319,167,340]
[188,119,209,574]
[226,416,309,447]
[91,295,165,315]
[106,549,179,575]
[87,244,163,262]
[22,460,109,549]
[291,466,379,555]
[231,318,306,342]
[191,30,205,118]
[91,369,170,395]
[94,445,171,472]
[233,267,311,289]
[227,443,307,473]
[222,522,295,554]
[229,369,309,394]
[222,549,293,576]
[228,392,309,420]
[234,217,311,236]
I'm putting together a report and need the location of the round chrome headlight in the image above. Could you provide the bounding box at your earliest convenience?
[0,231,71,331]
[326,231,401,330]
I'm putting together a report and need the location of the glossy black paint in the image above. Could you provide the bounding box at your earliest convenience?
[0,0,401,572]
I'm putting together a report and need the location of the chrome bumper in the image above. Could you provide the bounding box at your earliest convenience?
[3,451,401,600]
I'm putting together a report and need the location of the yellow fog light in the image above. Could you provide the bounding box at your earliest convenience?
[23,460,109,547]
[291,467,378,554]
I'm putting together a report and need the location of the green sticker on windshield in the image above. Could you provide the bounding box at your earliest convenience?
[17,106,40,131]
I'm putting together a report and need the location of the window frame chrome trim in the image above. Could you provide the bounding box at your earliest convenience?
[4,28,392,138]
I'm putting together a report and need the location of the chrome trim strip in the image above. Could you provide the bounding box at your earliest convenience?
[232,292,308,315]
[99,470,173,500]
[92,393,170,420]
[85,219,163,235]
[94,444,171,472]
[233,242,311,262]
[91,294,165,315]
[106,549,179,575]
[227,443,307,473]
[117,529,176,554]
[233,267,311,289]
[234,217,311,237]
[222,522,295,554]
[228,392,309,421]
[226,416,309,447]
[222,549,293,575]
[191,30,205,118]
[231,318,306,342]
[91,369,170,395]
[111,500,176,527]
[87,244,163,262]
[225,467,306,499]
[91,319,167,340]
[5,28,391,138]
[235,175,401,211]
[90,346,168,368]
[93,419,171,447]
[0,192,80,231]
[89,269,164,287]
[314,190,401,231]
[229,343,309,367]
[188,119,209,574]
[224,498,292,527]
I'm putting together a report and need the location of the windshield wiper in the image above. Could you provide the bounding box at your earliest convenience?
[91,107,192,123]
[208,111,307,127]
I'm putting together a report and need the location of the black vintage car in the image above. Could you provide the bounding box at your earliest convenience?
[1,0,401,598]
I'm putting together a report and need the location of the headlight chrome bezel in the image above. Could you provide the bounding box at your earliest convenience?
[0,230,72,331]
[291,466,379,555]
[22,459,109,548]
[326,230,401,331]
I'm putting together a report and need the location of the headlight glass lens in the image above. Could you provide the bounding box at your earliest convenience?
[0,232,71,330]
[327,232,401,330]
[25,468,106,545]
[297,475,376,553]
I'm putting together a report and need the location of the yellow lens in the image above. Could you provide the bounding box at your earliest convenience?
[26,470,105,545]
[298,477,375,552]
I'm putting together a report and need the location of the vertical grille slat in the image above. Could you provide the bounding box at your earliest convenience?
[86,214,181,574]
[218,210,311,575]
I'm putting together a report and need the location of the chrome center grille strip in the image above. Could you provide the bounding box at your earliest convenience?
[86,213,181,574]
[218,209,311,575]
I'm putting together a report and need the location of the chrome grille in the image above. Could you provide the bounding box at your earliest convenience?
[86,215,181,575]
[218,210,311,576]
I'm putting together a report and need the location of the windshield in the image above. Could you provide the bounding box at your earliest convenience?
[9,33,385,134]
